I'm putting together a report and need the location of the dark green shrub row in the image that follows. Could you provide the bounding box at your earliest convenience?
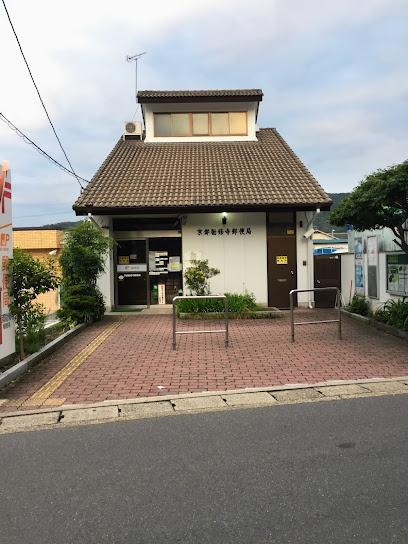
[176,292,257,315]
[347,294,371,317]
[374,299,408,331]
[347,294,408,331]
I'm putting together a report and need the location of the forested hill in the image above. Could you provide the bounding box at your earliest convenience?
[40,221,80,229]
[313,193,349,233]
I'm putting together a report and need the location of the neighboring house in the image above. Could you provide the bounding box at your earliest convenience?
[73,88,331,309]
[13,228,63,314]
[312,229,348,255]
[341,227,408,310]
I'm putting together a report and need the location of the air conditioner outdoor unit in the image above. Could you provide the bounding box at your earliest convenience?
[123,121,142,139]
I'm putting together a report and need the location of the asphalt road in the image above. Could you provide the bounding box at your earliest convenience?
[1,395,408,544]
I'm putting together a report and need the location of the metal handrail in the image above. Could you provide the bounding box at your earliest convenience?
[172,295,229,350]
[289,287,342,342]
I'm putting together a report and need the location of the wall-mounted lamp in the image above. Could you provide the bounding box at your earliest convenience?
[222,212,228,225]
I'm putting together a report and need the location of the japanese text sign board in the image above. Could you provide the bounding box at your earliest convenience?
[0,161,14,360]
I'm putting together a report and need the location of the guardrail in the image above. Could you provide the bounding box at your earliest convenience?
[289,287,342,342]
[172,295,229,350]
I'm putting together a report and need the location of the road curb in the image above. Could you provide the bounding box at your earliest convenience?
[1,376,408,433]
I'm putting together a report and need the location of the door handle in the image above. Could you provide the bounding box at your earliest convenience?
[316,279,321,284]
[290,270,295,275]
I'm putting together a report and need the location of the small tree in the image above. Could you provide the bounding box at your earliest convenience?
[331,161,408,253]
[9,248,60,358]
[58,221,111,324]
[184,259,220,295]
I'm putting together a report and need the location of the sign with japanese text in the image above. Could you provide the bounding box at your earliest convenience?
[0,161,14,359]
[196,227,252,236]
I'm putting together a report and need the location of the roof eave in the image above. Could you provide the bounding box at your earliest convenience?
[74,202,332,216]
[137,95,263,104]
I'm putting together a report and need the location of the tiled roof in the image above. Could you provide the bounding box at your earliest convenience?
[137,89,263,103]
[74,129,331,213]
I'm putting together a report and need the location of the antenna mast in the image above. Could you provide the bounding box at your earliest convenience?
[126,52,147,103]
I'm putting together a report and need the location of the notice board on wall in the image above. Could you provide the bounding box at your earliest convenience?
[387,254,408,295]
[354,237,364,294]
[149,251,168,275]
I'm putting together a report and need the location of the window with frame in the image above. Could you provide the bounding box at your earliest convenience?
[153,111,247,137]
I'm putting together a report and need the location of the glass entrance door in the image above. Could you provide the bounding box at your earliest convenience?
[116,240,147,306]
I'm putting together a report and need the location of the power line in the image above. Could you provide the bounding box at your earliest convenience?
[0,113,90,184]
[15,210,75,219]
[1,0,84,189]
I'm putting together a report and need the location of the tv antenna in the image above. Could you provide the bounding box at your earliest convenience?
[126,52,146,103]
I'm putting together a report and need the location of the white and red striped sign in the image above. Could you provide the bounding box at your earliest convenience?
[0,161,14,358]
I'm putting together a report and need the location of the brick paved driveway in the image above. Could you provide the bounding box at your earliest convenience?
[1,310,407,410]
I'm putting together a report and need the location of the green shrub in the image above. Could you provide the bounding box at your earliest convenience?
[9,248,59,358]
[176,292,257,316]
[58,221,111,325]
[58,285,105,324]
[347,294,371,316]
[21,303,47,355]
[184,259,220,295]
[374,299,408,331]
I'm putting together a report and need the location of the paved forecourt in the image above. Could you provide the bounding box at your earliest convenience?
[0,309,407,410]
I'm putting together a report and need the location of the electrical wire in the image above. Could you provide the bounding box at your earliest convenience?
[0,113,89,184]
[15,210,75,220]
[1,0,84,189]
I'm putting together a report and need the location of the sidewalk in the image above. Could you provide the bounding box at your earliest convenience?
[0,310,407,411]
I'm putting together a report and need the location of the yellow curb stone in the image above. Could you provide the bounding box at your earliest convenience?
[42,398,66,407]
[272,388,321,402]
[61,405,118,424]
[223,392,277,406]
[172,396,226,411]
[317,384,368,397]
[362,382,408,394]
[120,401,174,418]
[1,412,59,430]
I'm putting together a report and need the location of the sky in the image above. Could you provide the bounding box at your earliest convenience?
[1,0,407,227]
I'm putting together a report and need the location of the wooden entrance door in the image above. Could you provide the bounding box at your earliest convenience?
[267,212,297,308]
[314,254,341,308]
[116,240,147,306]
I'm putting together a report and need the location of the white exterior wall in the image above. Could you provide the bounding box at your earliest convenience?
[347,227,407,310]
[97,212,315,308]
[182,212,268,303]
[143,101,259,143]
[296,211,315,307]
[93,216,114,311]
[341,253,354,306]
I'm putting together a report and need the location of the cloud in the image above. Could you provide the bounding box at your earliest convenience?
[1,0,407,225]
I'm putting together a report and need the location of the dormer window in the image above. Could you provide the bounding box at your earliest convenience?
[153,112,247,137]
